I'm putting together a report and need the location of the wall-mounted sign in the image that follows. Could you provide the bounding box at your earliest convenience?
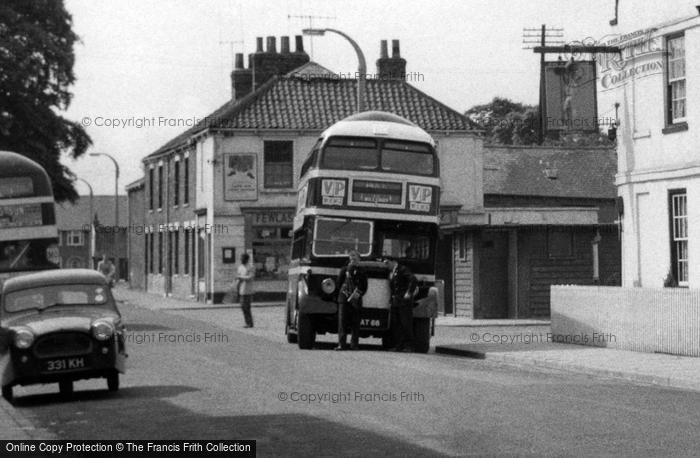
[544,61,598,132]
[222,247,236,264]
[351,180,402,205]
[321,179,345,206]
[408,184,432,212]
[597,29,663,91]
[224,153,257,201]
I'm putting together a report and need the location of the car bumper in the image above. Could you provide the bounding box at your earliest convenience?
[1,335,126,388]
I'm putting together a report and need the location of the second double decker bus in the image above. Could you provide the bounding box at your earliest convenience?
[0,151,60,285]
[285,112,442,352]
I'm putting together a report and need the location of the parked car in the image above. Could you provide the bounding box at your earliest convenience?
[0,269,126,402]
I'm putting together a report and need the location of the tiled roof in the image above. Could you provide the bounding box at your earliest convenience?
[147,72,475,158]
[56,195,128,229]
[483,146,617,199]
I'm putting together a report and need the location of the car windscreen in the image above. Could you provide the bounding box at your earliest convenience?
[3,284,109,313]
[312,218,373,257]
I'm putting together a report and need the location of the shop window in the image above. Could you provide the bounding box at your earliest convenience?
[670,190,688,286]
[158,232,163,274]
[172,231,179,275]
[667,34,686,125]
[184,229,189,275]
[264,141,293,188]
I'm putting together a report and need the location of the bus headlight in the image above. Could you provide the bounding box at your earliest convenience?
[13,327,34,349]
[321,278,336,294]
[91,320,114,341]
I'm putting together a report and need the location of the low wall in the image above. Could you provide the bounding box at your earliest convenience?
[551,285,700,357]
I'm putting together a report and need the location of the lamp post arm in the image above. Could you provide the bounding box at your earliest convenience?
[322,29,366,112]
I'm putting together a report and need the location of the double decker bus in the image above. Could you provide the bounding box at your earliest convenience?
[0,151,60,285]
[285,112,442,352]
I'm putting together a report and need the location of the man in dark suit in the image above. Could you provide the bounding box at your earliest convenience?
[335,250,368,350]
[385,257,417,352]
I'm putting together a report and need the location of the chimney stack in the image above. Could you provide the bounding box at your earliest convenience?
[295,35,305,53]
[376,39,406,80]
[232,35,310,99]
[231,52,252,100]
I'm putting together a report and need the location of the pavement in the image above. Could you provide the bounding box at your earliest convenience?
[114,286,700,394]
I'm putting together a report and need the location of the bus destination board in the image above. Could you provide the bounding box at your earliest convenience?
[0,203,43,228]
[351,180,402,205]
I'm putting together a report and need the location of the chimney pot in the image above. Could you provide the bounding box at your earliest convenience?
[281,36,290,53]
[295,35,304,52]
[234,53,244,69]
[392,39,400,58]
[266,36,277,52]
[380,40,388,58]
[256,37,263,52]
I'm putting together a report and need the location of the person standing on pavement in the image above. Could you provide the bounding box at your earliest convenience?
[97,254,116,289]
[237,253,255,328]
[335,249,368,351]
[385,257,417,352]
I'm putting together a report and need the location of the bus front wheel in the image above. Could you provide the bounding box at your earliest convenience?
[297,313,315,350]
[413,318,431,353]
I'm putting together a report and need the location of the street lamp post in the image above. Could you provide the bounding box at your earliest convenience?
[302,28,366,113]
[76,177,95,266]
[89,152,120,277]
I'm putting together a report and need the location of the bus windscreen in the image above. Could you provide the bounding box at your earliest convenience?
[312,218,372,256]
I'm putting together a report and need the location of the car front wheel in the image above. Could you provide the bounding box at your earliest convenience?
[107,372,119,391]
[59,380,73,396]
[2,385,12,403]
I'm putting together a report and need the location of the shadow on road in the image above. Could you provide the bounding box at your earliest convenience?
[18,391,445,456]
[11,384,198,407]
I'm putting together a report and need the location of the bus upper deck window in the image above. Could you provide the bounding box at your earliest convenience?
[321,138,378,171]
[381,141,435,176]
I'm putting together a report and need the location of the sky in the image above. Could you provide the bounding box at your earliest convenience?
[61,0,615,196]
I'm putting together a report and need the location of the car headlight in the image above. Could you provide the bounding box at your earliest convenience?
[13,327,34,349]
[91,320,115,341]
[321,277,336,294]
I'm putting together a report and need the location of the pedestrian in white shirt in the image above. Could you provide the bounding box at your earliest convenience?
[237,253,255,328]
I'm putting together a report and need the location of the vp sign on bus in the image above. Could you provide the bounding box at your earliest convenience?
[408,185,432,212]
[322,179,345,206]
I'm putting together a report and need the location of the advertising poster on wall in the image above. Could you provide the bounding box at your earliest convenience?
[224,153,257,201]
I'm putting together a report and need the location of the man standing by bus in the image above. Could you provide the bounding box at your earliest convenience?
[386,257,417,352]
[97,254,116,289]
[335,250,368,351]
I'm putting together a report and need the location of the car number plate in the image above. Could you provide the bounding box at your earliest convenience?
[44,357,86,372]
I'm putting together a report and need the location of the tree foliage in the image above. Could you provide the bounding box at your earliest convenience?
[0,0,90,202]
[465,96,614,147]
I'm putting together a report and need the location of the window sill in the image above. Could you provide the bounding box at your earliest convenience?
[662,122,688,135]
